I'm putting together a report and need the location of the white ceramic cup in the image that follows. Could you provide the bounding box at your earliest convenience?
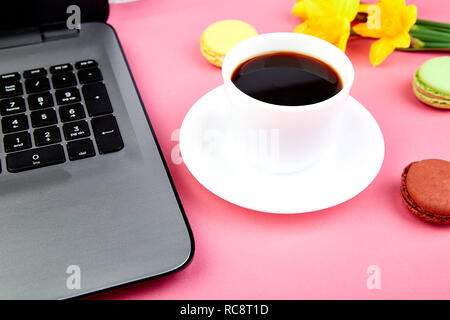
[222,32,355,173]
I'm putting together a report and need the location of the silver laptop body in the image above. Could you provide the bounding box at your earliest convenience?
[0,0,194,299]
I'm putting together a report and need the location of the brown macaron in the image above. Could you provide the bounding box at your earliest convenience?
[401,159,450,224]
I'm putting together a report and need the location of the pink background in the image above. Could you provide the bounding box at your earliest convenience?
[97,0,450,299]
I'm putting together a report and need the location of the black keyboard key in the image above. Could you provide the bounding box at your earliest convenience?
[34,126,62,146]
[59,103,86,122]
[23,68,47,79]
[52,72,77,89]
[28,92,54,110]
[25,77,50,93]
[0,97,26,116]
[50,63,73,74]
[0,81,23,98]
[55,87,81,105]
[63,120,90,140]
[77,68,103,84]
[67,138,95,161]
[2,114,28,133]
[4,132,32,153]
[30,108,57,128]
[82,83,113,116]
[91,115,124,154]
[6,145,65,173]
[0,72,21,83]
[75,60,98,69]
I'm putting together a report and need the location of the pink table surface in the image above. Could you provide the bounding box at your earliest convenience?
[98,0,450,299]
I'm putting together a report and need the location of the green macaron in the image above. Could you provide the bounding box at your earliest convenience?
[413,56,450,110]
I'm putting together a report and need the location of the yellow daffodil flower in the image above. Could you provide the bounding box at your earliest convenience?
[353,0,417,66]
[292,0,360,52]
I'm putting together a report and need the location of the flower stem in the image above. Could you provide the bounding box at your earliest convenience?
[421,42,450,49]
[415,19,450,32]
[414,24,450,33]
[397,37,450,51]
[410,25,450,43]
[397,47,450,52]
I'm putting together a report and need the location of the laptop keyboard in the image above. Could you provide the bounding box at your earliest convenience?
[0,60,124,173]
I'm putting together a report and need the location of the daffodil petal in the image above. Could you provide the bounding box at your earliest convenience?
[370,38,396,66]
[380,0,406,10]
[358,3,370,12]
[391,33,411,48]
[292,1,308,20]
[311,0,357,20]
[353,22,383,39]
[302,0,323,20]
[405,5,418,29]
[337,30,351,52]
[335,18,351,52]
[293,22,308,34]
[335,0,360,21]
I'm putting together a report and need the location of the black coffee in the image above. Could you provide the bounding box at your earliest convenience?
[231,52,342,106]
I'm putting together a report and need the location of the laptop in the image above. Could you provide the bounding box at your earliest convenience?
[0,0,193,299]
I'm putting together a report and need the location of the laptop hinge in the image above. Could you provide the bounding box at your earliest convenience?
[0,24,79,50]
[0,27,42,49]
[41,23,79,42]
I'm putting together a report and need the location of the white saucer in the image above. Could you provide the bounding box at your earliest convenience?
[180,86,385,214]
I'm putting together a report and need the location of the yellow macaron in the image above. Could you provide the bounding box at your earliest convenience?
[201,20,258,67]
